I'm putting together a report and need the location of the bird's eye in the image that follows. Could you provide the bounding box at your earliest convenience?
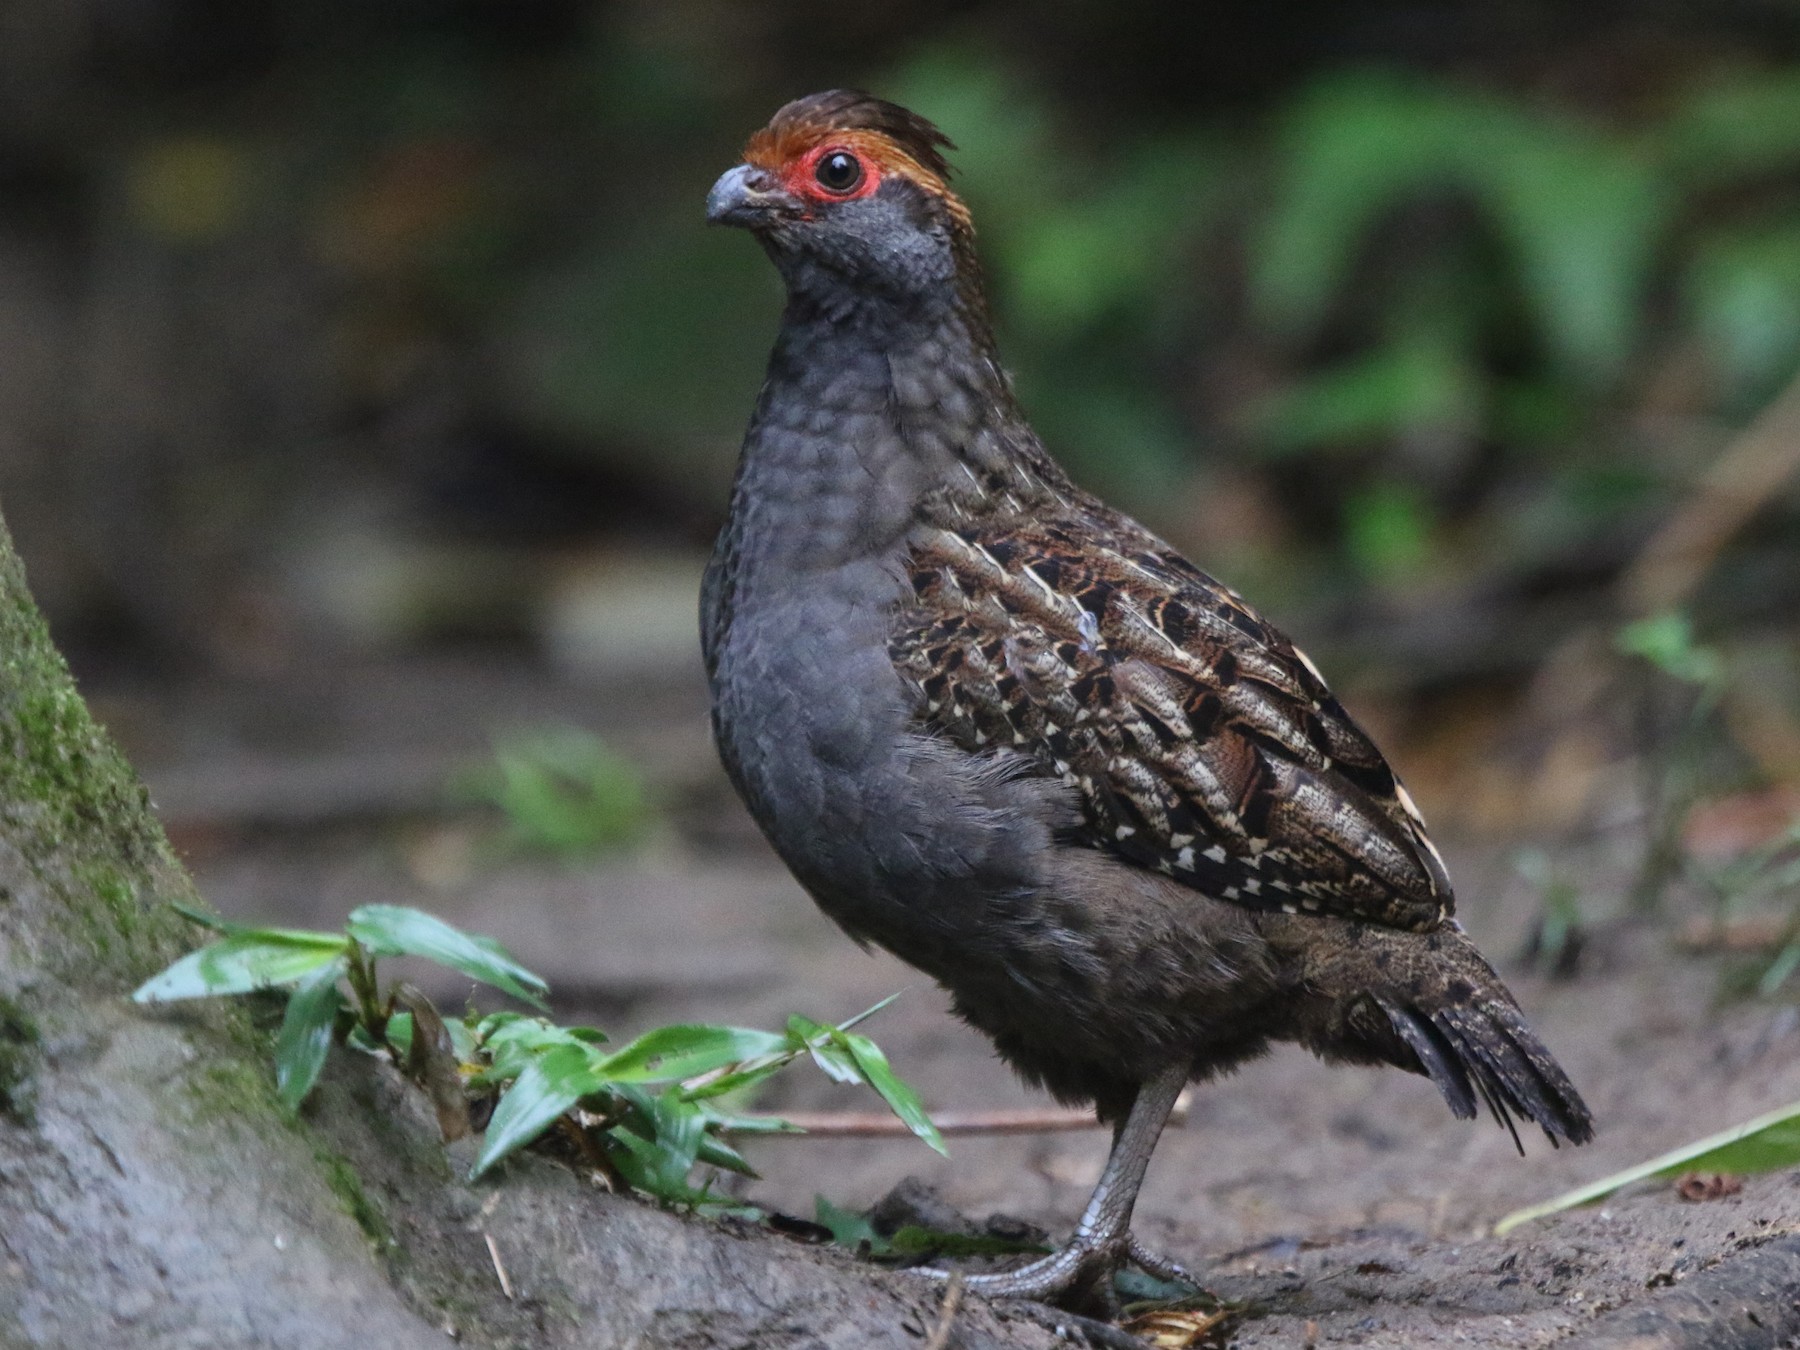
[814,151,863,194]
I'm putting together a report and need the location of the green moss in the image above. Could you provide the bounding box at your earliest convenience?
[178,1047,285,1133]
[314,1146,395,1252]
[0,994,41,1124]
[0,516,191,984]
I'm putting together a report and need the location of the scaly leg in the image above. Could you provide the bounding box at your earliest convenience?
[921,1062,1190,1312]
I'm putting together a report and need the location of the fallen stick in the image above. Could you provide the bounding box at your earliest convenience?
[733,1092,1190,1138]
[1679,914,1796,952]
[1620,371,1800,617]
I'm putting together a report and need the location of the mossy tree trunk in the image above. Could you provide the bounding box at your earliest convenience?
[0,511,1059,1349]
[0,512,461,1347]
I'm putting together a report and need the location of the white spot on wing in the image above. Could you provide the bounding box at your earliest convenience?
[1075,610,1102,654]
[1394,781,1428,826]
[1293,646,1328,685]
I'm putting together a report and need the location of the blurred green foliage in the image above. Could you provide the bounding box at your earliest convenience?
[19,5,1800,641]
[475,39,1800,603]
[1617,613,1726,690]
[456,726,650,861]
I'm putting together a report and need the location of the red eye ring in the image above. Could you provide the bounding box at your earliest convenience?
[814,149,863,195]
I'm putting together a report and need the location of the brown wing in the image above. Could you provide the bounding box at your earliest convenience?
[889,507,1453,932]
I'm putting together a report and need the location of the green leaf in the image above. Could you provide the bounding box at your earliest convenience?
[1494,1098,1800,1236]
[471,1016,596,1086]
[1252,71,1665,383]
[470,727,651,861]
[1252,72,1478,341]
[696,1103,800,1137]
[640,1091,708,1193]
[1684,222,1800,401]
[170,901,236,933]
[1474,119,1666,385]
[600,1087,717,1204]
[132,931,349,1002]
[1615,613,1723,687]
[1662,70,1800,187]
[346,905,548,1010]
[595,1024,789,1083]
[815,1194,887,1252]
[471,1043,597,1178]
[274,958,346,1113]
[384,1009,414,1060]
[841,1032,947,1157]
[1344,481,1433,581]
[889,1225,1050,1257]
[1253,337,1479,457]
[676,1054,798,1102]
[1112,1267,1202,1302]
[694,1130,757,1178]
[788,1016,861,1085]
[1004,138,1220,338]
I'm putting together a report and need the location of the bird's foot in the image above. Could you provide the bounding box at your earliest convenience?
[922,1235,1124,1315]
[917,1230,1193,1316]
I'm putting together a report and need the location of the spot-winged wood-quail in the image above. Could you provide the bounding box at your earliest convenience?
[702,90,1593,1311]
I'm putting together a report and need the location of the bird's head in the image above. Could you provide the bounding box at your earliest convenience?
[707,90,981,316]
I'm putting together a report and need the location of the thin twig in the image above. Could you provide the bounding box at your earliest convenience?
[738,1092,1190,1140]
[1621,371,1800,616]
[484,1231,515,1300]
[922,1273,963,1350]
[1679,913,1800,952]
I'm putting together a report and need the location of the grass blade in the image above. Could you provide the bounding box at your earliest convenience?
[1495,1098,1800,1235]
[842,1031,946,1156]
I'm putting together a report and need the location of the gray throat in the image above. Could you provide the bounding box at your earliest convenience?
[702,298,1020,669]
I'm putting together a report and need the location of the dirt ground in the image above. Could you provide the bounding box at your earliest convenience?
[101,647,1800,1349]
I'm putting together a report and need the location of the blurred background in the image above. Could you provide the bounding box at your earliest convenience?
[6,0,1800,1244]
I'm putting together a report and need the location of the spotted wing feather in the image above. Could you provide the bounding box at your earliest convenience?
[890,505,1453,932]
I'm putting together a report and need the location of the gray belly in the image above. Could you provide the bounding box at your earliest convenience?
[707,561,1068,970]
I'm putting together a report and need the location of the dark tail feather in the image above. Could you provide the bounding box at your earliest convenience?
[1382,997,1594,1151]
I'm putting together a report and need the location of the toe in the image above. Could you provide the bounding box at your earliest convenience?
[1127,1233,1197,1288]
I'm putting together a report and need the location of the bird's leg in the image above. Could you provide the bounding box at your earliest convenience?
[922,1062,1189,1313]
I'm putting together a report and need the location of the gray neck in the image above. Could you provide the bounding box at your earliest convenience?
[722,298,1017,576]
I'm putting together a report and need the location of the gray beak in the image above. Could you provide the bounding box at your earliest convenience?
[706,163,795,228]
